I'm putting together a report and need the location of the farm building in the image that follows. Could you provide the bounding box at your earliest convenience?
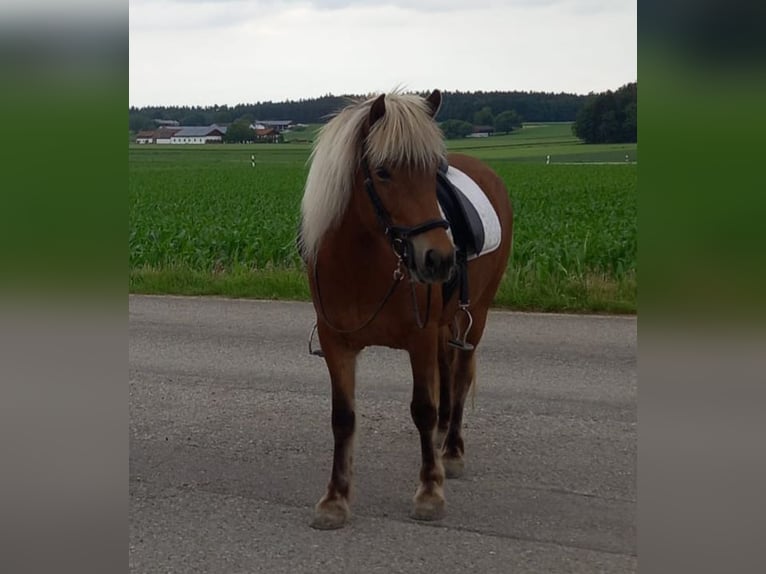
[134,126,183,144]
[254,127,281,143]
[135,130,156,144]
[155,127,182,144]
[170,125,228,144]
[252,120,293,133]
[467,125,495,138]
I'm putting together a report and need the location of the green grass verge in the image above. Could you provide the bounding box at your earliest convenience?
[130,266,635,314]
[497,269,636,314]
[130,265,311,300]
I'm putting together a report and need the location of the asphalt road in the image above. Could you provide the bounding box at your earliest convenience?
[129,295,636,573]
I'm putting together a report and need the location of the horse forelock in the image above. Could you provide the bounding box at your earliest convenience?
[365,94,446,169]
[299,92,446,262]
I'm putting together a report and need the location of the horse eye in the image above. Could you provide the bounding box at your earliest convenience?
[376,167,391,180]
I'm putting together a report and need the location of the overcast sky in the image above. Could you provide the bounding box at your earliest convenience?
[129,0,636,107]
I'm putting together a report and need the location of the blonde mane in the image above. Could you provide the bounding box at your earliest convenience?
[299,91,446,262]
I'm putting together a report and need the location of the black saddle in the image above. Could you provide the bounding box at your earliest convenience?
[436,161,484,308]
[436,160,485,257]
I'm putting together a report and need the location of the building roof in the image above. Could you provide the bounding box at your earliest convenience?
[155,127,182,138]
[257,120,292,126]
[174,125,228,137]
[136,130,156,138]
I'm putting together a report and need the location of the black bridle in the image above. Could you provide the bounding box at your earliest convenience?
[360,157,450,270]
[313,156,450,335]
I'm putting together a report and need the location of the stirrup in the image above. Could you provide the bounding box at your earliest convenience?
[308,323,325,357]
[448,305,474,351]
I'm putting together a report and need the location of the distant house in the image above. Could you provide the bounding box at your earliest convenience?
[170,125,228,144]
[467,125,495,138]
[135,130,156,144]
[254,127,281,143]
[155,127,182,144]
[253,120,293,133]
[135,126,184,144]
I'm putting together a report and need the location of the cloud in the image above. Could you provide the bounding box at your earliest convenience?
[129,0,257,31]
[128,0,632,31]
[129,0,636,106]
[296,0,626,14]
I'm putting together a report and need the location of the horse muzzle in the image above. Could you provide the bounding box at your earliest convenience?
[410,246,456,284]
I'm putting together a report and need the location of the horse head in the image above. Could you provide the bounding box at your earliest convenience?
[362,90,456,283]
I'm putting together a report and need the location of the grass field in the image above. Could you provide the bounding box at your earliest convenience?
[449,123,637,163]
[130,123,636,313]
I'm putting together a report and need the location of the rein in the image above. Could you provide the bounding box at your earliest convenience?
[312,156,447,335]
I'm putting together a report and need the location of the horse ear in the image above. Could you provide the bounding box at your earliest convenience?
[369,94,386,126]
[425,89,442,118]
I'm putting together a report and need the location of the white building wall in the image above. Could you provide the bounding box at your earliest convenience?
[169,134,223,144]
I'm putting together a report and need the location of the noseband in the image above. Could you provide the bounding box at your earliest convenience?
[360,157,450,270]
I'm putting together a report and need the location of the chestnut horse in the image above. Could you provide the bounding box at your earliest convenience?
[299,90,513,529]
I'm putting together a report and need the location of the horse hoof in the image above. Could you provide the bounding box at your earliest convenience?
[442,455,465,479]
[311,497,350,530]
[411,488,446,521]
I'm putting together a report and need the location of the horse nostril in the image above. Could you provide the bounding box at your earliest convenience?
[423,249,435,270]
[424,249,455,277]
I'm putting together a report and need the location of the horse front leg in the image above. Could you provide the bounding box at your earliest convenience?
[409,333,446,521]
[441,349,475,478]
[311,337,359,530]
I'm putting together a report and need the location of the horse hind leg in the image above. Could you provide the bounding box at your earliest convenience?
[311,340,358,530]
[436,328,456,450]
[441,350,475,478]
[442,309,489,479]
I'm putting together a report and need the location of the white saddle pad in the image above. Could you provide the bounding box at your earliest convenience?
[443,166,502,260]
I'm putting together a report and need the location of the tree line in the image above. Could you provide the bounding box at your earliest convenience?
[129,89,590,132]
[440,108,525,139]
[572,82,637,144]
[130,84,637,145]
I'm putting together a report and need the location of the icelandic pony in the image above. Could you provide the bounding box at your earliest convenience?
[299,90,513,529]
